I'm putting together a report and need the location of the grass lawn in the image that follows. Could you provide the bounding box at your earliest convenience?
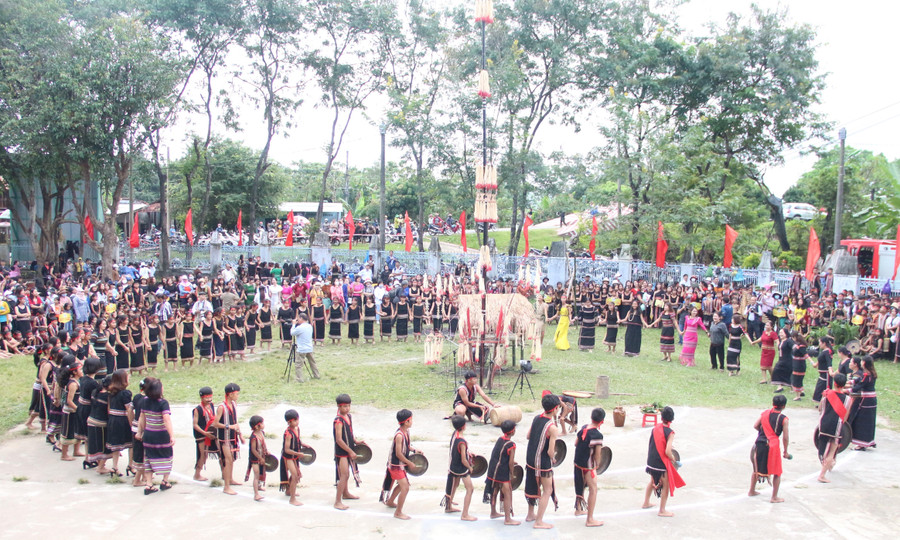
[4,325,898,438]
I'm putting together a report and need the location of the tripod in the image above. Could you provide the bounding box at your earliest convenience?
[509,367,535,400]
[283,344,313,382]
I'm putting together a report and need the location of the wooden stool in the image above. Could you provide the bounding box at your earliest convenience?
[642,413,658,427]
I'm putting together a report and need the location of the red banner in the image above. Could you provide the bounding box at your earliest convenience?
[589,215,598,261]
[83,215,95,242]
[185,208,194,246]
[285,211,294,247]
[129,212,140,248]
[655,221,668,268]
[237,210,243,246]
[806,227,820,282]
[404,212,413,252]
[724,224,738,268]
[460,211,467,253]
[523,214,533,256]
[346,209,355,250]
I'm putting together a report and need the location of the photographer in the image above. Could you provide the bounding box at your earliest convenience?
[289,312,319,382]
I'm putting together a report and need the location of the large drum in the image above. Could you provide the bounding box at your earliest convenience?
[490,406,523,427]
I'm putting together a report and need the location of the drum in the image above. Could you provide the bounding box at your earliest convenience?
[470,455,488,478]
[813,423,852,455]
[596,446,613,475]
[264,454,279,473]
[562,390,592,399]
[846,339,861,355]
[298,445,317,465]
[511,464,524,490]
[552,439,567,467]
[408,453,429,476]
[354,442,373,465]
[489,406,523,427]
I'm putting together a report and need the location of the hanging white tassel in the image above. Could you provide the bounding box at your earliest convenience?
[475,164,484,189]
[478,70,491,98]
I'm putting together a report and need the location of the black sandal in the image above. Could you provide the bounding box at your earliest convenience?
[160,481,172,491]
[144,485,159,495]
[82,461,98,470]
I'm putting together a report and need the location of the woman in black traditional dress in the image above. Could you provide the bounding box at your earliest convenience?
[86,375,112,474]
[650,303,676,361]
[259,300,273,351]
[623,299,647,357]
[395,296,410,342]
[311,297,326,345]
[245,303,259,353]
[129,317,146,375]
[130,379,147,487]
[725,314,749,376]
[58,360,83,462]
[146,315,160,371]
[278,302,295,348]
[431,295,444,335]
[198,310,214,362]
[212,308,227,363]
[114,316,131,372]
[346,297,361,344]
[379,296,394,341]
[329,301,344,344]
[578,301,597,352]
[602,303,618,353]
[771,327,793,392]
[137,378,175,494]
[75,357,102,469]
[620,284,634,321]
[363,296,376,343]
[412,295,425,342]
[849,356,877,450]
[105,369,133,477]
[232,306,247,361]
[790,331,808,401]
[811,336,834,403]
[179,312,195,367]
[162,316,178,370]
[93,319,113,376]
[448,298,460,337]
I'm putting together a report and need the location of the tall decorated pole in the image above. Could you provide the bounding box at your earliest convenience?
[474,0,496,388]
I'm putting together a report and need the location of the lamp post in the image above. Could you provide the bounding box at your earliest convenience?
[379,122,387,254]
[833,127,846,251]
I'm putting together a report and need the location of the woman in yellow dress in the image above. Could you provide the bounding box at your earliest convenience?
[553,297,571,351]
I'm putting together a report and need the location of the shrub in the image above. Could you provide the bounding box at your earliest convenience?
[742,253,762,268]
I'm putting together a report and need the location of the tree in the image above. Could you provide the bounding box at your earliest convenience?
[384,0,450,251]
[304,0,395,228]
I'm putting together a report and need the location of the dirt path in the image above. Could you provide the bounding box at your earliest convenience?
[1,404,896,539]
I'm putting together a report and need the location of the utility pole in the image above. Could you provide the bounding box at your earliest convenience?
[833,127,847,251]
[379,123,387,252]
[129,175,134,258]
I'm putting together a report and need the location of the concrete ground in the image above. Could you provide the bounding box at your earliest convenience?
[1,403,897,539]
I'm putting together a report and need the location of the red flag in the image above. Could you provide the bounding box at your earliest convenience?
[404,211,413,252]
[185,208,194,246]
[893,224,900,280]
[806,227,820,282]
[345,209,355,250]
[723,224,739,268]
[237,210,243,246]
[129,212,140,248]
[83,215,95,242]
[460,211,468,253]
[589,215,598,260]
[285,211,294,247]
[655,221,668,268]
[523,214,534,256]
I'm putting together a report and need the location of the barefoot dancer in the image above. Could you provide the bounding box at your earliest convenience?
[574,407,605,527]
[441,416,478,521]
[816,374,851,483]
[749,394,790,503]
[642,406,685,517]
[213,383,243,495]
[246,415,267,501]
[483,420,520,525]
[453,371,496,422]
[279,409,304,506]
[333,394,363,510]
[525,394,560,529]
[380,409,418,520]
[192,387,218,481]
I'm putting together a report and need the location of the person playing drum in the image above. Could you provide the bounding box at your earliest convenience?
[453,371,496,422]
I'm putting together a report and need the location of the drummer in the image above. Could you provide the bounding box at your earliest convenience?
[334,393,363,510]
[574,407,605,527]
[817,374,851,483]
[542,390,577,435]
[441,415,477,521]
[748,395,790,503]
[453,371,497,422]
[484,420,520,526]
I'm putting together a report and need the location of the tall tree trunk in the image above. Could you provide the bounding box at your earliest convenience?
[416,158,425,252]
[148,133,170,272]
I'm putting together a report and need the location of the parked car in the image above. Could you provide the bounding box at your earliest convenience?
[782,202,820,220]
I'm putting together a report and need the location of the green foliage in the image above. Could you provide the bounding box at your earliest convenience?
[828,320,854,348]
[775,251,804,271]
[742,253,761,268]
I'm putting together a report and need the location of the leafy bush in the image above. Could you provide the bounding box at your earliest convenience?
[776,251,804,271]
[742,253,761,268]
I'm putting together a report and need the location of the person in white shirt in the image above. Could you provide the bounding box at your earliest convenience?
[267,280,283,312]
[358,264,373,283]
[139,263,151,280]
[222,264,235,284]
[290,313,320,381]
[191,291,213,317]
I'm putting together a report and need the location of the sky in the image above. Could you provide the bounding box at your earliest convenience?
[168,0,900,198]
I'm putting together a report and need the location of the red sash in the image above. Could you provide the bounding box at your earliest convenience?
[824,389,848,421]
[759,409,782,476]
[652,424,685,495]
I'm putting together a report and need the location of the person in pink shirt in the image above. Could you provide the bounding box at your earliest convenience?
[678,307,708,367]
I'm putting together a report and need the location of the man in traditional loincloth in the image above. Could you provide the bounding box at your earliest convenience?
[453,371,496,422]
[525,394,560,529]
[574,407,605,526]
[642,406,685,517]
[749,394,790,502]
[817,373,851,483]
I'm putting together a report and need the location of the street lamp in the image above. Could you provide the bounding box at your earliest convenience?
[379,122,387,253]
[833,127,847,251]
